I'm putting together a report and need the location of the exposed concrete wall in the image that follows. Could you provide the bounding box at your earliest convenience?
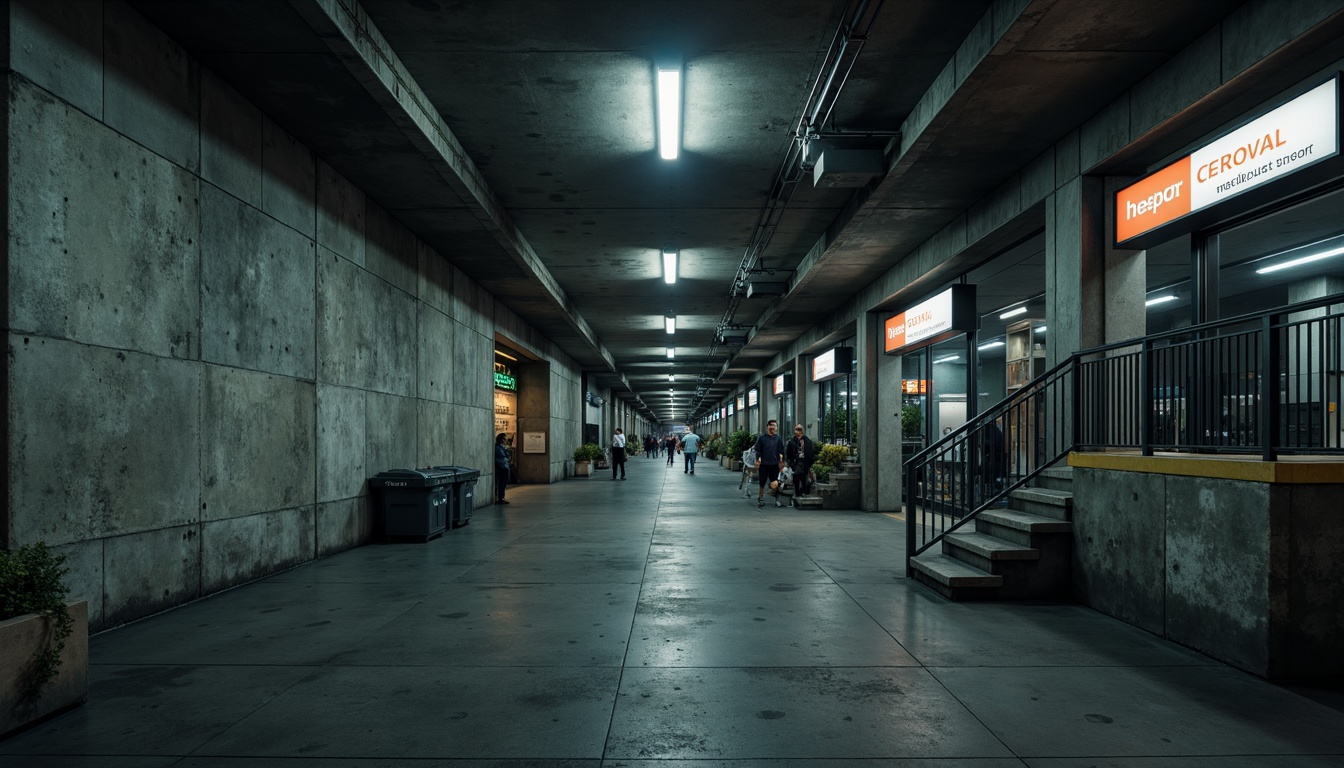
[1,0,580,631]
[1073,467,1344,679]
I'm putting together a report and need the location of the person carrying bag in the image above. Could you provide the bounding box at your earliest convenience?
[784,424,817,508]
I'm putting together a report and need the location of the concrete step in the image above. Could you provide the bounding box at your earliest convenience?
[794,495,824,508]
[944,531,1039,563]
[909,553,1003,601]
[1035,466,1075,492]
[1008,487,1073,521]
[976,509,1072,548]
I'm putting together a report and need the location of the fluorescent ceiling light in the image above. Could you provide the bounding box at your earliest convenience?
[665,313,676,334]
[978,340,1005,351]
[934,355,961,364]
[998,305,1028,320]
[666,347,675,359]
[1254,245,1344,274]
[1145,295,1178,307]
[668,374,674,381]
[1035,326,1047,334]
[662,249,677,284]
[656,67,681,160]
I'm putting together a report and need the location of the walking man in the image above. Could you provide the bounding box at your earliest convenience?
[753,419,787,507]
[679,430,701,474]
[665,434,678,466]
[611,427,627,480]
[785,423,817,507]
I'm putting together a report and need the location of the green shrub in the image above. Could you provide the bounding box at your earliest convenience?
[813,464,833,483]
[573,443,604,462]
[815,444,850,468]
[727,429,756,460]
[0,542,74,699]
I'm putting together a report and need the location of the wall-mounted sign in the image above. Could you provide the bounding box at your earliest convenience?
[747,388,759,408]
[728,402,735,416]
[812,346,855,382]
[522,431,546,454]
[1115,77,1339,246]
[773,373,794,396]
[494,371,517,391]
[720,406,727,419]
[902,379,928,394]
[883,285,976,355]
[736,395,745,410]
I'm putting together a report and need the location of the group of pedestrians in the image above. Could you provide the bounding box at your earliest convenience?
[751,420,817,508]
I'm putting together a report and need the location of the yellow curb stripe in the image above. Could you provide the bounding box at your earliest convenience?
[1067,452,1344,483]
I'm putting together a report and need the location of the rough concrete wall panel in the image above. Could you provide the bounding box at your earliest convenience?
[418,304,455,403]
[200,71,262,208]
[201,366,316,520]
[200,505,315,593]
[102,1,198,172]
[316,498,371,557]
[1022,147,1055,201]
[458,405,491,478]
[8,336,200,545]
[1079,96,1130,172]
[418,242,453,317]
[1284,484,1344,677]
[368,279,417,397]
[10,0,103,118]
[366,202,419,297]
[452,265,494,338]
[365,391,418,475]
[52,538,105,629]
[102,524,200,627]
[1222,0,1344,81]
[1072,468,1167,634]
[1164,477,1271,675]
[316,160,365,266]
[200,184,316,379]
[416,399,456,468]
[8,79,200,358]
[317,247,373,389]
[316,383,367,503]
[1129,29,1221,151]
[453,327,482,408]
[1054,129,1080,187]
[260,117,315,238]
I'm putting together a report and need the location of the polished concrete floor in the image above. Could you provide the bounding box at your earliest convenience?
[5,455,1344,766]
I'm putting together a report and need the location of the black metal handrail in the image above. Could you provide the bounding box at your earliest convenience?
[905,294,1344,573]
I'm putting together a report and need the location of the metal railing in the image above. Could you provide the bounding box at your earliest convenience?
[905,295,1344,571]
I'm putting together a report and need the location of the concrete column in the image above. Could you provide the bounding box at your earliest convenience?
[857,312,882,511]
[1045,175,1106,367]
[876,328,903,512]
[516,361,551,484]
[794,356,810,437]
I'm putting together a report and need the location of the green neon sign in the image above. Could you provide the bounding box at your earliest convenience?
[494,372,517,391]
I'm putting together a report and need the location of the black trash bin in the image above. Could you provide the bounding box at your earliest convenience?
[432,466,481,528]
[369,468,456,541]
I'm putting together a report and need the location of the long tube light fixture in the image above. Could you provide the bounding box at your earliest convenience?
[1145,295,1178,307]
[665,313,676,334]
[998,305,1028,320]
[1255,244,1344,274]
[662,249,678,284]
[656,67,682,160]
[977,340,1005,351]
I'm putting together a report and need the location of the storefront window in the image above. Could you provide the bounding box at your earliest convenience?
[818,353,858,446]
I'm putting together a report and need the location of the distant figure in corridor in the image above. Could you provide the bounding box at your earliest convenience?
[679,430,701,474]
[611,427,627,480]
[494,433,511,505]
[665,433,679,465]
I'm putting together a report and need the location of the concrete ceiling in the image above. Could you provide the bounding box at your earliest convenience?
[132,0,1248,422]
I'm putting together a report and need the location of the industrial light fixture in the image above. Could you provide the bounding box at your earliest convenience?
[998,305,1028,320]
[665,313,676,334]
[663,249,678,284]
[668,374,675,381]
[1145,295,1178,307]
[977,340,1005,351]
[656,66,681,160]
[933,355,961,364]
[1035,326,1047,334]
[1254,244,1344,274]
[495,350,518,362]
[666,346,676,359]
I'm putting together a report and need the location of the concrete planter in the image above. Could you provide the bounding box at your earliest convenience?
[575,461,591,477]
[1,600,88,738]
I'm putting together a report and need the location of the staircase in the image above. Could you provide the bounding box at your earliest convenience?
[910,466,1074,601]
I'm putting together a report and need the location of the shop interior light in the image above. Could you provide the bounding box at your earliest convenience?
[656,67,681,160]
[495,350,518,362]
[665,313,676,334]
[1145,295,1178,307]
[1254,244,1344,274]
[934,354,961,363]
[998,305,1028,320]
[662,249,678,284]
[977,340,1005,351]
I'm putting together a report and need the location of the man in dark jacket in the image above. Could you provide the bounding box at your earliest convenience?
[494,433,511,505]
[785,424,817,507]
[753,420,787,508]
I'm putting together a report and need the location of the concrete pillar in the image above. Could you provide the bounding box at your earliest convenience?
[516,361,551,484]
[1045,175,1107,367]
[876,324,903,512]
[858,312,883,511]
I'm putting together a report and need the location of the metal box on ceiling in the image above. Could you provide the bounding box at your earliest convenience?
[812,149,884,188]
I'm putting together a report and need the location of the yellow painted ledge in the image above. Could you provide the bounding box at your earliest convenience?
[1068,452,1344,484]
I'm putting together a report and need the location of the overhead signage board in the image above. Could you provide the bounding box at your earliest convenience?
[736,395,745,410]
[812,346,854,382]
[728,402,735,416]
[1115,78,1339,246]
[902,379,928,394]
[772,373,794,396]
[747,388,759,408]
[720,406,726,419]
[883,285,976,355]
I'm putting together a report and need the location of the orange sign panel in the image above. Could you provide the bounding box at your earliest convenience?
[1115,156,1192,243]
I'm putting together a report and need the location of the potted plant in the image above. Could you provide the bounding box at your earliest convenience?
[573,443,604,477]
[727,429,756,471]
[1,542,88,737]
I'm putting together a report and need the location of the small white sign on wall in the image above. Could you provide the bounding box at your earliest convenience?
[522,431,546,454]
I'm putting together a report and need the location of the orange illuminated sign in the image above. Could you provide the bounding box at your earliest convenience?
[902,379,927,394]
[1115,157,1191,243]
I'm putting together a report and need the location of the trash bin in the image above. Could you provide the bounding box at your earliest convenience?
[369,468,456,541]
[432,466,481,528]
